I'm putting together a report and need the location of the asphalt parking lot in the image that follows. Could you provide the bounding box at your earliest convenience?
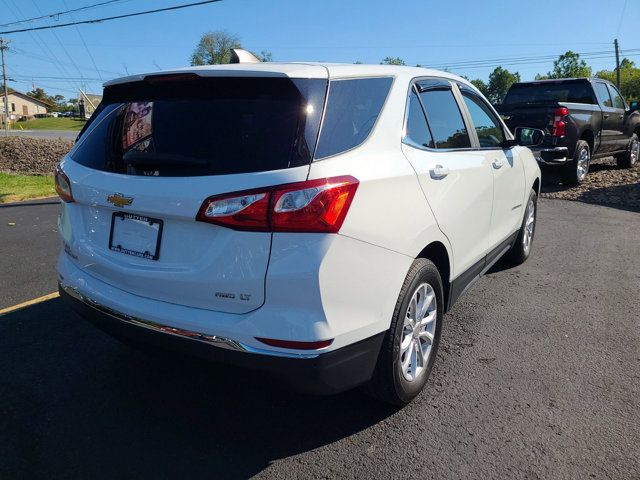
[1,198,639,479]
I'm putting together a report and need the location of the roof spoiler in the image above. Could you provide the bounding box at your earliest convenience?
[229,48,261,64]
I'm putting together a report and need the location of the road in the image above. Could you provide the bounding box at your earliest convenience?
[4,130,78,140]
[1,199,639,479]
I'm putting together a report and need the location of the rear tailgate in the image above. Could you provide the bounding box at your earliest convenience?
[59,74,327,314]
[498,102,557,133]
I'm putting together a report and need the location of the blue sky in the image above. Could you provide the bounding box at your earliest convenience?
[3,0,639,99]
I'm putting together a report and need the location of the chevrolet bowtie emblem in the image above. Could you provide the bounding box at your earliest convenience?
[106,193,134,208]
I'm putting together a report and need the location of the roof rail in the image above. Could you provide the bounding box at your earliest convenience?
[229,49,261,64]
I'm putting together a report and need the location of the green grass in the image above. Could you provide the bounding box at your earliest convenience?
[13,117,86,131]
[0,172,56,203]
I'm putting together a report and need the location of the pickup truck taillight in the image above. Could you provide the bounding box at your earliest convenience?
[551,107,569,137]
[196,176,359,233]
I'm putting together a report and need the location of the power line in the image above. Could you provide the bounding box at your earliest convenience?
[616,0,628,38]
[0,0,224,35]
[0,0,126,28]
[62,0,104,82]
[425,49,640,71]
[3,0,85,95]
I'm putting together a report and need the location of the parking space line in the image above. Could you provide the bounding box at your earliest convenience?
[0,292,60,315]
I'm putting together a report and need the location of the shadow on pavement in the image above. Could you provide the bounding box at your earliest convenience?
[0,299,396,479]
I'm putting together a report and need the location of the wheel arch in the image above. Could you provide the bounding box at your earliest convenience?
[416,241,451,312]
[580,128,595,153]
[532,177,540,196]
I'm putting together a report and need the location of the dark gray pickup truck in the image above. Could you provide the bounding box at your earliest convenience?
[496,78,640,185]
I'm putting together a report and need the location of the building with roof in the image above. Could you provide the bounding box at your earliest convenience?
[1,90,51,122]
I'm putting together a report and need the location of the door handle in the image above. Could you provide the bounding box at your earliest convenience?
[492,159,504,169]
[430,165,449,179]
[619,114,624,119]
[603,114,610,119]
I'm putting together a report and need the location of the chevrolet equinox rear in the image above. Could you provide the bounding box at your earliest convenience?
[57,61,541,405]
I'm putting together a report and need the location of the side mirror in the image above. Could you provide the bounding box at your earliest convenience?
[629,101,639,112]
[513,127,544,147]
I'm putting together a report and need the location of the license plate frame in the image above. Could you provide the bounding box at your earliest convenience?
[109,212,163,261]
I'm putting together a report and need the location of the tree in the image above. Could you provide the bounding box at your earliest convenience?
[470,78,489,98]
[544,51,592,79]
[253,50,272,62]
[380,56,405,66]
[596,58,640,102]
[485,67,520,104]
[191,30,241,65]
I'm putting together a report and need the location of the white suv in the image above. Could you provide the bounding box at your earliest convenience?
[56,61,541,405]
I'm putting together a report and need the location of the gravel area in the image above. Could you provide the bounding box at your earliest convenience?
[0,137,73,175]
[541,157,640,212]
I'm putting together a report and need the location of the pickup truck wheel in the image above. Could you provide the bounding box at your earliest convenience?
[505,189,537,265]
[560,140,590,186]
[616,134,639,169]
[364,258,443,406]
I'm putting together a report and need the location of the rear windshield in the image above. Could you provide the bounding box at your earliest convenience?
[71,76,327,176]
[503,81,596,105]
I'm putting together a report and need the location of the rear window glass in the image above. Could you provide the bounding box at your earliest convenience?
[70,76,327,176]
[503,81,596,105]
[314,77,392,159]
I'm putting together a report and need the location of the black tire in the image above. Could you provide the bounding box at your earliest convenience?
[365,258,444,406]
[560,140,590,186]
[616,133,639,169]
[504,189,537,265]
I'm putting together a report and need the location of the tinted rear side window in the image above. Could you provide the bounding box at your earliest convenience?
[70,76,327,176]
[594,82,612,107]
[404,90,434,149]
[419,89,471,149]
[503,81,596,105]
[314,77,393,159]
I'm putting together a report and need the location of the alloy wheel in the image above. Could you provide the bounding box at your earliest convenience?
[522,198,536,254]
[577,147,590,181]
[630,138,639,166]
[399,283,437,382]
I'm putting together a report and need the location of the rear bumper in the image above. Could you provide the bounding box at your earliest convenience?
[59,283,384,395]
[531,146,570,164]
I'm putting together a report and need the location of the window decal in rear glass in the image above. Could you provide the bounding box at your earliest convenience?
[122,102,153,150]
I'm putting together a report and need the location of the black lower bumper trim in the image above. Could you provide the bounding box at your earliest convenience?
[60,287,385,395]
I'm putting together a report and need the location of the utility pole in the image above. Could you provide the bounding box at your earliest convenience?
[0,38,9,135]
[614,38,621,90]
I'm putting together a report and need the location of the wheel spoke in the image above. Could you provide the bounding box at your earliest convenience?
[400,334,413,354]
[421,309,436,326]
[402,340,413,373]
[419,329,434,343]
[414,341,424,368]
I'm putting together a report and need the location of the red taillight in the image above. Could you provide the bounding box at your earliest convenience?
[196,176,359,233]
[195,188,271,232]
[255,337,334,350]
[552,107,568,137]
[54,166,74,202]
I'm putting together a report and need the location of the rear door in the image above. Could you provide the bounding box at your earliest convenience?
[459,87,524,251]
[593,81,618,154]
[61,74,327,314]
[401,79,492,278]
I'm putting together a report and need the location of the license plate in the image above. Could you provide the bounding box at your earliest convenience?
[109,212,163,260]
